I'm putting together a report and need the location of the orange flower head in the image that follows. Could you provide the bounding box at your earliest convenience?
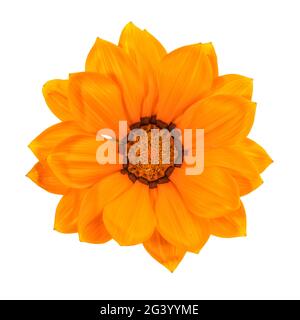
[27,22,272,272]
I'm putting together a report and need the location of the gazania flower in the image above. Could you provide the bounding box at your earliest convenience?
[27,22,272,271]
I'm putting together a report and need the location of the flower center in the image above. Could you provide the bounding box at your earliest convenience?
[120,116,181,188]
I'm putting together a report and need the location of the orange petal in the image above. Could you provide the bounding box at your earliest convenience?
[156,44,214,122]
[231,172,263,196]
[205,146,259,176]
[212,74,253,100]
[103,182,155,245]
[205,147,263,196]
[170,166,240,218]
[202,42,218,78]
[176,95,256,147]
[69,72,128,134]
[188,216,210,254]
[209,202,247,238]
[78,172,132,243]
[143,230,186,272]
[119,23,166,63]
[47,135,121,188]
[26,161,68,194]
[119,22,166,116]
[28,121,86,161]
[42,79,73,121]
[79,215,111,244]
[235,138,273,173]
[85,38,144,123]
[54,189,87,233]
[155,183,208,251]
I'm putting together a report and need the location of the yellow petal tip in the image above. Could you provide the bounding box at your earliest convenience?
[26,167,37,181]
[28,141,39,158]
[164,261,180,273]
[126,21,135,27]
[203,42,213,47]
[193,42,203,47]
[122,21,140,32]
[28,141,35,151]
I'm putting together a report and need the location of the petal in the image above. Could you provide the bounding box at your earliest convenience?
[212,74,253,100]
[143,230,186,272]
[26,161,68,194]
[79,215,111,244]
[103,182,156,245]
[155,183,208,251]
[205,146,259,176]
[54,189,87,233]
[119,22,166,116]
[85,38,144,123]
[42,79,73,121]
[28,121,86,161]
[78,172,132,243]
[188,216,210,254]
[47,135,121,188]
[209,202,247,238]
[156,44,214,122]
[119,23,166,64]
[205,147,263,196]
[235,138,273,173]
[231,172,263,196]
[202,42,218,78]
[176,95,256,147]
[170,166,240,218]
[69,72,128,134]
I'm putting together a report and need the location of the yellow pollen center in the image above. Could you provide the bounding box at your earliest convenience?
[120,117,180,188]
[127,124,175,181]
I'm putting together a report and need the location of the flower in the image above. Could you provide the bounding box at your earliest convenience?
[27,22,272,272]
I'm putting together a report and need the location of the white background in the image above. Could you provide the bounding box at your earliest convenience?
[0,0,299,299]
